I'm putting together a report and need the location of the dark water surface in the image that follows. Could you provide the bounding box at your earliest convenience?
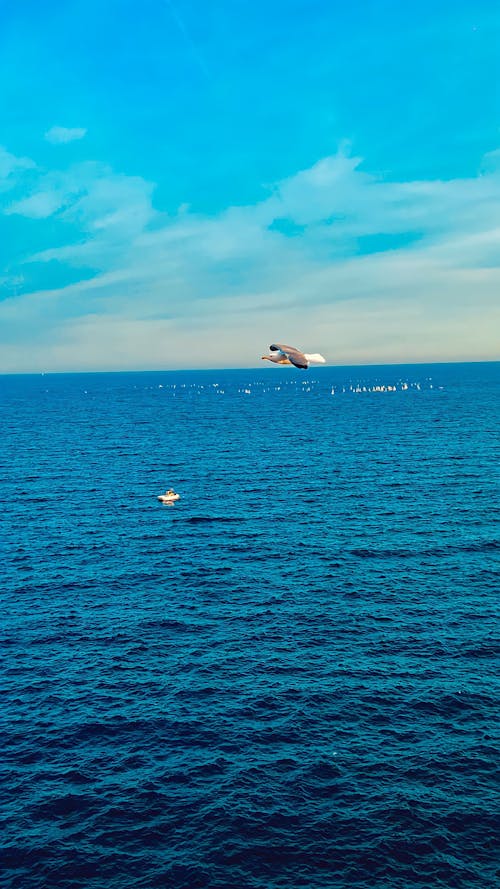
[1,363,499,888]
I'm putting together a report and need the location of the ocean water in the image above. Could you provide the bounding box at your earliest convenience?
[1,362,499,889]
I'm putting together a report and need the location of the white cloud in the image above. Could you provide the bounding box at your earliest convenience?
[44,126,87,144]
[1,145,500,371]
[6,189,67,219]
[7,161,157,236]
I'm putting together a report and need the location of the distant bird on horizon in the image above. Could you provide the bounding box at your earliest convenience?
[261,343,326,370]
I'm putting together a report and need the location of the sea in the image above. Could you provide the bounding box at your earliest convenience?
[1,362,499,889]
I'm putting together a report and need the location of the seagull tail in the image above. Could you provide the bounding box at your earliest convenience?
[304,353,326,364]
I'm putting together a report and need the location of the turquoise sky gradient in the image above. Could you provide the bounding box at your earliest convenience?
[1,0,499,371]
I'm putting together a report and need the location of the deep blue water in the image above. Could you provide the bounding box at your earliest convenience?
[1,363,499,889]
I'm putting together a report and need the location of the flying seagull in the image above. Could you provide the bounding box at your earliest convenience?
[261,343,326,370]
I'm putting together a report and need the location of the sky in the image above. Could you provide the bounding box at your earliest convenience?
[0,0,499,372]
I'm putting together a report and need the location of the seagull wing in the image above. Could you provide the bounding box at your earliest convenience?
[269,343,308,369]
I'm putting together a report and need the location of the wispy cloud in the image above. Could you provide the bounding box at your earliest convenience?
[0,146,35,191]
[1,144,499,371]
[7,161,156,233]
[44,126,87,144]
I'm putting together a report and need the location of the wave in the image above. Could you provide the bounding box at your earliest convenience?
[349,539,499,558]
[186,516,244,524]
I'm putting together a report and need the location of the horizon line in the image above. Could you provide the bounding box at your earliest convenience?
[1,358,499,377]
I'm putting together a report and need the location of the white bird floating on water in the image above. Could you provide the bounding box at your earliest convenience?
[261,343,326,370]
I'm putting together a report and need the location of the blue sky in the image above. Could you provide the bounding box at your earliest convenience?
[1,0,499,371]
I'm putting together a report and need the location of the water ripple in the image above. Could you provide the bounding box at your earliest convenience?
[1,364,499,889]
